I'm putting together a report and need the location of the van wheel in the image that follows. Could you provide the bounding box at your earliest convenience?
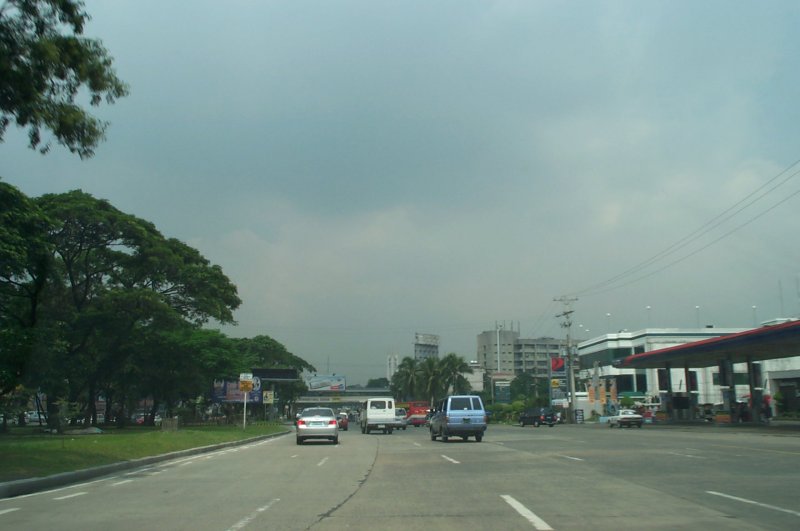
[441,430,449,442]
[475,434,483,442]
[361,424,366,434]
[461,436,468,441]
[296,437,303,445]
[430,428,437,440]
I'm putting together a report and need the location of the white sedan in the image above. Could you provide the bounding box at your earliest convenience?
[609,409,644,428]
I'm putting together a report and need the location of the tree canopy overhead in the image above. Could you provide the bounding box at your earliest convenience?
[0,0,129,157]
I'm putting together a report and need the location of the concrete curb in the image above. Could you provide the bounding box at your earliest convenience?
[0,430,290,499]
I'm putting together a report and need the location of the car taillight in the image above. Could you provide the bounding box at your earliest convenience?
[328,420,337,425]
[297,419,306,426]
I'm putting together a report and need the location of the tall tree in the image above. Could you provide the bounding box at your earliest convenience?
[439,353,473,395]
[418,357,442,406]
[0,0,129,157]
[32,190,241,429]
[390,357,419,401]
[233,335,315,373]
[0,181,53,399]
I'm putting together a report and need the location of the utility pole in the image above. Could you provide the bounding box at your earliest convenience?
[555,296,579,423]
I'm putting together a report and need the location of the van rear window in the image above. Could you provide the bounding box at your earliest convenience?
[370,400,386,409]
[450,397,473,410]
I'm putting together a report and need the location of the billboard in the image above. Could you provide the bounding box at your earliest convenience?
[306,375,346,392]
[212,379,262,403]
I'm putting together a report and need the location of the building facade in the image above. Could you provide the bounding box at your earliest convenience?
[414,333,439,360]
[476,327,572,378]
[576,327,751,415]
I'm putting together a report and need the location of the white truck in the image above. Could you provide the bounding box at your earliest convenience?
[359,397,396,434]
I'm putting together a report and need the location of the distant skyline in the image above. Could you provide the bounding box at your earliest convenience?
[3,1,800,384]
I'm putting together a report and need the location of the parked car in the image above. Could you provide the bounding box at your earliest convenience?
[394,408,408,430]
[430,395,487,442]
[337,412,349,431]
[296,407,339,445]
[519,408,556,427]
[609,409,644,428]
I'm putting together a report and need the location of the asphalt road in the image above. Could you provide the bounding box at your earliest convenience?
[1,422,798,530]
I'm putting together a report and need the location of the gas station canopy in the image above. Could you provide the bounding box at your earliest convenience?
[619,319,800,369]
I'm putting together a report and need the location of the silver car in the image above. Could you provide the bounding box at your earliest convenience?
[296,407,339,445]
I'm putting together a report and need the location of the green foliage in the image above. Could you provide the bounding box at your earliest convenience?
[0,423,287,482]
[0,183,315,430]
[620,396,635,408]
[389,354,473,404]
[0,0,129,157]
[366,377,389,388]
[509,371,550,407]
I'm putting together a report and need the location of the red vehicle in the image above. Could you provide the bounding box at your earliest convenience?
[403,401,430,427]
[337,412,349,431]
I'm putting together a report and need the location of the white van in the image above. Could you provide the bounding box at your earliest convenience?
[359,397,396,434]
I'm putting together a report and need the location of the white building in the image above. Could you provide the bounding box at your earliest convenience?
[577,325,800,416]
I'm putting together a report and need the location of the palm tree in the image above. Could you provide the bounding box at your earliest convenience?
[418,357,443,406]
[439,353,473,395]
[391,357,420,400]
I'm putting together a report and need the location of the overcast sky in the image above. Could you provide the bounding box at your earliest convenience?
[4,1,800,384]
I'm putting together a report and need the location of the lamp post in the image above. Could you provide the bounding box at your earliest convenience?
[646,306,652,328]
[695,306,700,328]
[606,313,612,332]
[752,306,758,327]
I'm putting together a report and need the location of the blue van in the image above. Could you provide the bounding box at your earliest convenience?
[429,395,487,442]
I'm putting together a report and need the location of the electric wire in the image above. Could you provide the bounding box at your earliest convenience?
[568,158,800,297]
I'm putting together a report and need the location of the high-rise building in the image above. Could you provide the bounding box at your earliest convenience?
[414,333,439,360]
[476,325,571,377]
[387,354,399,381]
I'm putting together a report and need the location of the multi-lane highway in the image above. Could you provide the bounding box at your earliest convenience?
[1,423,798,530]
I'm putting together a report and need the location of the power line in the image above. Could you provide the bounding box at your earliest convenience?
[570,158,800,297]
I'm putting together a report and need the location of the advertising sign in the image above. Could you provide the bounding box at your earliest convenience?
[306,375,346,392]
[212,379,262,403]
[550,356,568,400]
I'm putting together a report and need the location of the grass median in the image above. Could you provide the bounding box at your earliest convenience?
[0,422,289,483]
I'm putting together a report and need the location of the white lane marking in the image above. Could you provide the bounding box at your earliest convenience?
[178,460,196,467]
[0,508,20,516]
[501,495,554,530]
[290,454,298,458]
[706,491,800,517]
[667,451,705,459]
[126,467,153,475]
[317,457,329,467]
[112,479,133,487]
[413,442,422,447]
[226,498,280,530]
[54,492,87,500]
[560,455,584,461]
[441,455,460,464]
